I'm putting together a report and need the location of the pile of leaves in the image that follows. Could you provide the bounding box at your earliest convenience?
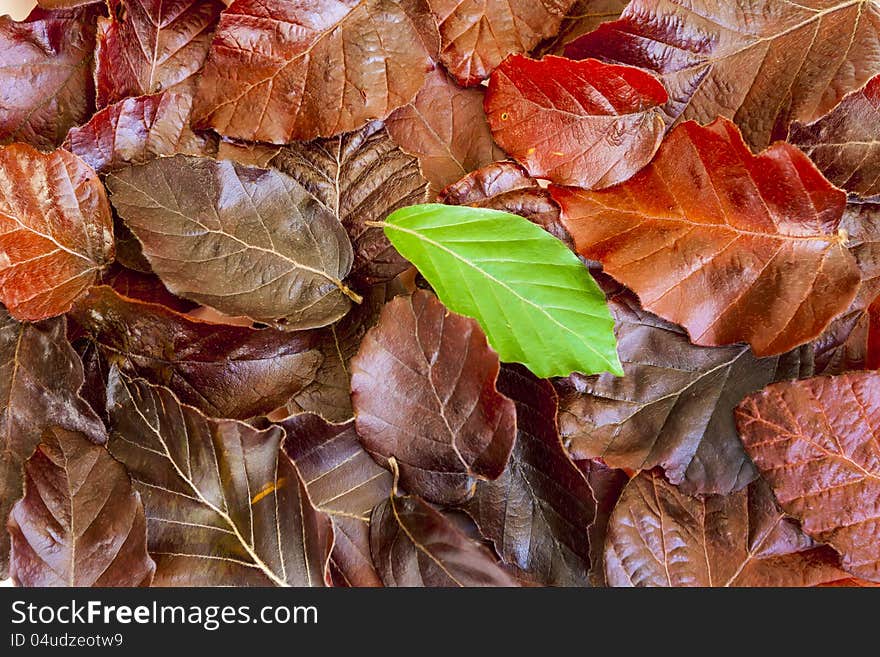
[1,0,879,587]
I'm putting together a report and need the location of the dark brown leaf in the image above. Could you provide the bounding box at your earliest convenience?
[107,154,357,330]
[99,264,198,314]
[604,470,848,587]
[737,372,880,582]
[270,121,428,284]
[576,458,627,587]
[0,311,105,578]
[533,0,628,57]
[0,6,98,150]
[8,427,155,587]
[107,370,334,586]
[386,66,504,196]
[192,0,436,143]
[556,291,815,495]
[281,413,393,587]
[464,365,595,586]
[95,0,224,107]
[351,290,516,504]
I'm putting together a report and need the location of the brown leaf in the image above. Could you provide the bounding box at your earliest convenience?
[281,413,393,587]
[565,0,880,150]
[438,160,570,245]
[270,121,429,284]
[556,291,815,495]
[736,372,880,582]
[789,74,880,200]
[575,458,628,587]
[216,141,281,168]
[95,0,224,108]
[463,365,595,586]
[64,91,218,175]
[107,370,334,586]
[0,144,114,322]
[485,55,667,188]
[386,66,505,196]
[350,290,516,504]
[107,154,356,330]
[0,6,98,150]
[604,470,848,587]
[370,481,518,586]
[552,117,861,356]
[70,286,321,420]
[8,427,155,587]
[533,0,628,57]
[99,264,198,313]
[427,0,576,86]
[192,0,436,143]
[0,311,105,579]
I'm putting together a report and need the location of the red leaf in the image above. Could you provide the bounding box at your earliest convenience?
[0,144,114,321]
[486,55,667,188]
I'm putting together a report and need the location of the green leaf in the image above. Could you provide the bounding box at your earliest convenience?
[380,204,622,378]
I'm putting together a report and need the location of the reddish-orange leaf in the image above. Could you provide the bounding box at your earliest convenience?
[737,372,880,583]
[486,55,667,188]
[0,144,114,321]
[552,118,860,356]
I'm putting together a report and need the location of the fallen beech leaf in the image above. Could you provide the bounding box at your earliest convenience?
[736,372,880,582]
[386,67,504,196]
[95,0,224,108]
[485,55,667,188]
[0,6,98,150]
[107,154,357,330]
[99,264,198,313]
[381,204,621,377]
[8,427,155,587]
[192,0,436,143]
[0,144,114,321]
[552,118,861,356]
[576,458,628,587]
[281,414,393,587]
[351,290,516,504]
[64,91,218,175]
[464,365,596,586]
[107,370,334,586]
[216,141,281,168]
[371,479,518,586]
[789,74,880,199]
[556,292,815,495]
[565,0,880,150]
[270,122,428,283]
[70,286,321,420]
[533,0,627,56]
[439,161,569,245]
[37,1,102,7]
[844,201,880,308]
[0,311,105,579]
[427,0,576,86]
[604,471,848,587]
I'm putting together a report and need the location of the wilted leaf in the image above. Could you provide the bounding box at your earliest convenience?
[0,6,98,150]
[790,74,880,200]
[8,427,155,587]
[95,0,224,107]
[556,291,815,495]
[71,286,321,420]
[216,141,281,168]
[553,118,860,356]
[381,204,620,377]
[605,470,848,587]
[486,55,667,188]
[427,0,576,86]
[565,0,880,150]
[350,290,516,504]
[107,370,334,586]
[0,311,105,579]
[844,201,880,308]
[107,154,357,330]
[270,121,428,283]
[576,458,627,587]
[64,91,218,175]
[0,144,114,321]
[371,479,518,587]
[533,0,627,56]
[464,365,595,586]
[281,413,393,587]
[192,0,436,143]
[737,372,880,582]
[99,264,197,313]
[386,67,504,196]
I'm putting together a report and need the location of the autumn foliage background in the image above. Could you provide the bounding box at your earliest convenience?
[0,0,879,587]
